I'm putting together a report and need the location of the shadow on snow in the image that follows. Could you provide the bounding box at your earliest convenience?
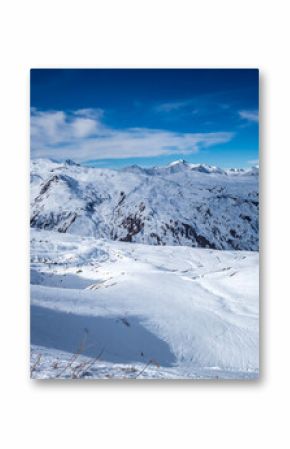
[31,305,176,367]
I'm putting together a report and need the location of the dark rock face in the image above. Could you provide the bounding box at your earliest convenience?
[39,175,60,196]
[120,214,145,242]
[30,211,78,232]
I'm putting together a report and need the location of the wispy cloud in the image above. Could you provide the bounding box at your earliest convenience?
[154,96,233,118]
[31,108,234,162]
[239,110,259,123]
[248,159,259,166]
[154,100,192,113]
[73,108,104,120]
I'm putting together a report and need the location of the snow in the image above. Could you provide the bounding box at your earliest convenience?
[30,229,259,379]
[30,159,259,379]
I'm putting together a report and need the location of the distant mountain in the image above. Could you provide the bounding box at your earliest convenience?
[30,159,259,251]
[123,159,259,177]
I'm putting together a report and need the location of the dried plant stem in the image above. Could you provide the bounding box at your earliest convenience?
[56,329,88,378]
[30,353,42,377]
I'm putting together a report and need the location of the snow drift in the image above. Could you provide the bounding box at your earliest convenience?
[30,229,259,379]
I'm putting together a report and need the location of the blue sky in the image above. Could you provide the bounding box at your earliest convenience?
[31,69,259,168]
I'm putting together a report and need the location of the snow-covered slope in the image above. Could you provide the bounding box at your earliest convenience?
[30,159,259,251]
[30,229,259,379]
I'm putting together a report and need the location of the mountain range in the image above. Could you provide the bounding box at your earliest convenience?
[30,158,259,251]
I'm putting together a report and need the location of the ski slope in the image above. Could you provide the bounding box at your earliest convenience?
[30,229,259,379]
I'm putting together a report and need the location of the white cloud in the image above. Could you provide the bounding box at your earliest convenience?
[31,109,105,145]
[71,118,101,138]
[239,110,259,123]
[31,108,234,162]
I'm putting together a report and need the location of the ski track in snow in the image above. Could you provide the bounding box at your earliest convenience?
[30,229,259,379]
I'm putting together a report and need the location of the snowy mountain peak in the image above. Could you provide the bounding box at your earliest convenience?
[190,163,224,174]
[121,164,147,175]
[165,160,225,174]
[168,159,188,167]
[65,159,80,167]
